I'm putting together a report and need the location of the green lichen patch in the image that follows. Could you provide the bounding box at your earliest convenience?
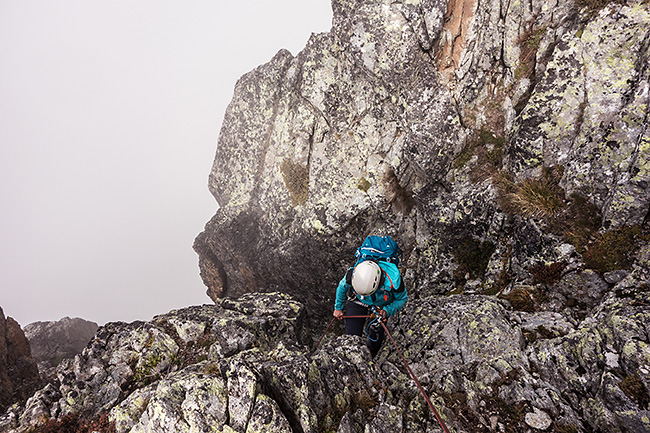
[280,159,309,206]
[620,374,650,407]
[357,177,371,192]
[584,225,649,273]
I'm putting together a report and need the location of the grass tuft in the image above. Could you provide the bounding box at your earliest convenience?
[280,159,309,206]
[530,262,566,285]
[500,287,536,312]
[495,167,565,219]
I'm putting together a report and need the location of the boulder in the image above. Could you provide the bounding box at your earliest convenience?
[1,290,649,432]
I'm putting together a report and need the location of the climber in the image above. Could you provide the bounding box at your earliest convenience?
[333,259,408,357]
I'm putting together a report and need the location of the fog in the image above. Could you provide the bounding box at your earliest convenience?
[0,1,333,326]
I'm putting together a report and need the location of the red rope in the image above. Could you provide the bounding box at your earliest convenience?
[378,319,451,433]
[314,314,451,433]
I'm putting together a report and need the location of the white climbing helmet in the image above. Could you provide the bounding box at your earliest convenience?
[352,261,382,296]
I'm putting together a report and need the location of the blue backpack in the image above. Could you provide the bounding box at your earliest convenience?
[354,235,403,267]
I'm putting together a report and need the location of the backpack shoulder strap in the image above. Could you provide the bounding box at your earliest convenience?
[394,277,405,293]
[345,267,354,286]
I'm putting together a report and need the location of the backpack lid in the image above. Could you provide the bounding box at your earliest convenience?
[355,235,402,267]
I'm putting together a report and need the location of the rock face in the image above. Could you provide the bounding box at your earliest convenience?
[0,308,41,414]
[24,317,98,378]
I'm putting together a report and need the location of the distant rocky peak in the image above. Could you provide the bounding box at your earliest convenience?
[24,317,98,378]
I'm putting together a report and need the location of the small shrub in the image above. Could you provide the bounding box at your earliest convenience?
[454,143,475,169]
[554,193,602,253]
[514,26,547,81]
[134,353,165,385]
[203,362,221,375]
[584,225,647,273]
[453,238,496,285]
[530,262,566,285]
[620,374,650,408]
[482,396,530,433]
[500,287,536,312]
[29,413,115,433]
[495,168,605,259]
[577,0,626,15]
[554,423,580,433]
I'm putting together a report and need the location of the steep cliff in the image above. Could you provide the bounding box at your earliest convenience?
[193,0,650,321]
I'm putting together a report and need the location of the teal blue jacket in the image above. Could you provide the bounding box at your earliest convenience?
[334,261,407,317]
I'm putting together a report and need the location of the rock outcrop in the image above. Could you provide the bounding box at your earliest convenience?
[1,291,649,432]
[0,308,41,414]
[24,317,98,379]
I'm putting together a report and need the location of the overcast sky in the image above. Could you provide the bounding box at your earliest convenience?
[0,1,333,327]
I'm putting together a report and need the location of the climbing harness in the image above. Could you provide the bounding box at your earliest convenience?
[315,308,451,433]
[366,317,382,342]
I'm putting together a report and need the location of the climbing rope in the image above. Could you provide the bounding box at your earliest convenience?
[375,316,451,433]
[315,309,451,433]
